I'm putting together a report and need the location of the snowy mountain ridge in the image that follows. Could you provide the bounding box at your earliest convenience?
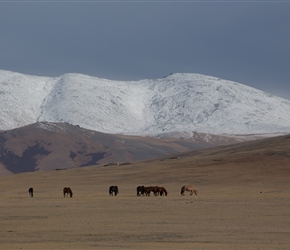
[1,69,290,137]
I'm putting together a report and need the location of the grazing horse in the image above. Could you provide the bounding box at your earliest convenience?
[137,186,145,196]
[109,186,119,196]
[144,186,158,196]
[155,186,168,196]
[28,187,33,197]
[181,185,198,196]
[63,187,73,198]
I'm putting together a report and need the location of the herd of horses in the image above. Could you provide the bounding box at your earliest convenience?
[28,185,198,198]
[136,186,168,196]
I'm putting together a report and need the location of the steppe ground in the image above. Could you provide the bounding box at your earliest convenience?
[0,148,290,250]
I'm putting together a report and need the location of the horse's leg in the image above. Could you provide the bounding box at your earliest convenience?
[181,186,185,195]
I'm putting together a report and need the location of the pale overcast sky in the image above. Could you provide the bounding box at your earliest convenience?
[0,1,290,99]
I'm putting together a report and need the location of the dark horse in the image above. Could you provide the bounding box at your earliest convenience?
[144,186,164,196]
[28,187,33,197]
[109,186,119,196]
[155,186,168,196]
[136,186,145,196]
[63,187,73,198]
[144,186,157,196]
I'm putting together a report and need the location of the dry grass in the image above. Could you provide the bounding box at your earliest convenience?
[1,135,290,249]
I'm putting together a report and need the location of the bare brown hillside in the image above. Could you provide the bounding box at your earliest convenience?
[0,122,228,175]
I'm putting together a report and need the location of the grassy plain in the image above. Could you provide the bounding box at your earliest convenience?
[1,135,290,249]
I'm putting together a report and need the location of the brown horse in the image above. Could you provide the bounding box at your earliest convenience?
[181,185,198,196]
[144,186,158,196]
[28,187,33,197]
[63,187,73,198]
[155,186,168,196]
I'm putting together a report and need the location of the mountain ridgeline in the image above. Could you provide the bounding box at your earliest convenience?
[1,70,290,136]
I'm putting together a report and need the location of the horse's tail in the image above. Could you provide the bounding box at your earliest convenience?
[181,186,185,195]
[164,188,168,196]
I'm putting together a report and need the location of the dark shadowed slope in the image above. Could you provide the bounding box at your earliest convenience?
[0,122,232,175]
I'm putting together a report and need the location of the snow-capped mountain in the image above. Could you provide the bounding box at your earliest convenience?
[1,69,290,137]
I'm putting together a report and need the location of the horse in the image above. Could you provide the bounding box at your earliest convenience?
[63,187,73,198]
[144,186,158,196]
[136,186,145,196]
[181,185,198,196]
[28,187,33,197]
[155,186,168,196]
[109,186,119,196]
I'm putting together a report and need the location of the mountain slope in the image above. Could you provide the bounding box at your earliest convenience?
[1,70,290,136]
[0,122,221,175]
